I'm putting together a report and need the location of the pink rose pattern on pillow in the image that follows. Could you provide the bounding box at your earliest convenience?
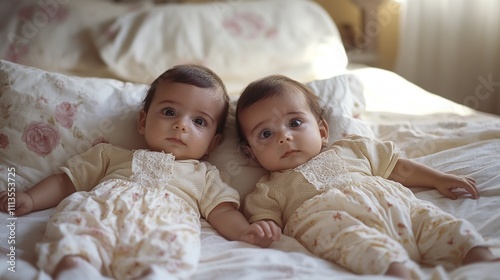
[0,133,8,149]
[55,101,77,129]
[3,4,69,64]
[22,121,60,157]
[0,69,108,157]
[222,12,277,40]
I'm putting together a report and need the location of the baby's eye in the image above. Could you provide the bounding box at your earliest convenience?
[193,117,207,126]
[161,108,175,116]
[259,130,273,139]
[290,118,302,128]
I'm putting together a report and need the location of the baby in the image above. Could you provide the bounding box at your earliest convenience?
[235,74,499,279]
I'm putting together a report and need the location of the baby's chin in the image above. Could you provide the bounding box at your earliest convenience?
[266,159,309,172]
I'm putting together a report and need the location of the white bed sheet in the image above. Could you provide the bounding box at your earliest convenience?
[1,66,500,280]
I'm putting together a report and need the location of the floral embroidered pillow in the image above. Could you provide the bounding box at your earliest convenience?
[0,60,148,191]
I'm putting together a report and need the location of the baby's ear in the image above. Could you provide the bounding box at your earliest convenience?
[138,110,147,135]
[319,118,329,146]
[239,142,256,161]
[206,133,222,155]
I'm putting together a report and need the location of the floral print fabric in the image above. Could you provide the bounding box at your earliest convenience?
[0,59,147,192]
[36,150,203,279]
[245,135,487,276]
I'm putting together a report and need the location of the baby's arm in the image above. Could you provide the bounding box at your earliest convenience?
[207,202,281,248]
[388,158,478,199]
[0,173,76,216]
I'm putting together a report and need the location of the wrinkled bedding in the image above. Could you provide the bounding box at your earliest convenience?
[1,0,499,279]
[1,64,500,280]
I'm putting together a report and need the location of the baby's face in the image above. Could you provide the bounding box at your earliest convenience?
[238,93,328,171]
[138,81,224,160]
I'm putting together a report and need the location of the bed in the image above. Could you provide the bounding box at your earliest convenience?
[1,0,499,279]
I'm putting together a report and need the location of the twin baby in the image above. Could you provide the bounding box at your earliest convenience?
[0,64,498,280]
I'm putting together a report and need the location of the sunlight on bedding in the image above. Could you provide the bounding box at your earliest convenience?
[351,67,476,116]
[309,36,348,80]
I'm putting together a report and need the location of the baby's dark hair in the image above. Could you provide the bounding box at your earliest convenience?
[142,64,229,134]
[235,74,325,142]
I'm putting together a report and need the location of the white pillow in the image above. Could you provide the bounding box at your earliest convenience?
[0,60,370,202]
[89,0,348,96]
[306,74,373,142]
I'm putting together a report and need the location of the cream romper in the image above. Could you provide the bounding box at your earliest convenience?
[36,143,240,279]
[245,135,486,276]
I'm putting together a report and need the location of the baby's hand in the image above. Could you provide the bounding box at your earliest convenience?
[239,220,281,248]
[435,175,478,200]
[0,191,34,216]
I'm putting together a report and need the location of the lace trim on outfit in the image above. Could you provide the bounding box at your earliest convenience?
[294,150,352,190]
[131,149,175,186]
